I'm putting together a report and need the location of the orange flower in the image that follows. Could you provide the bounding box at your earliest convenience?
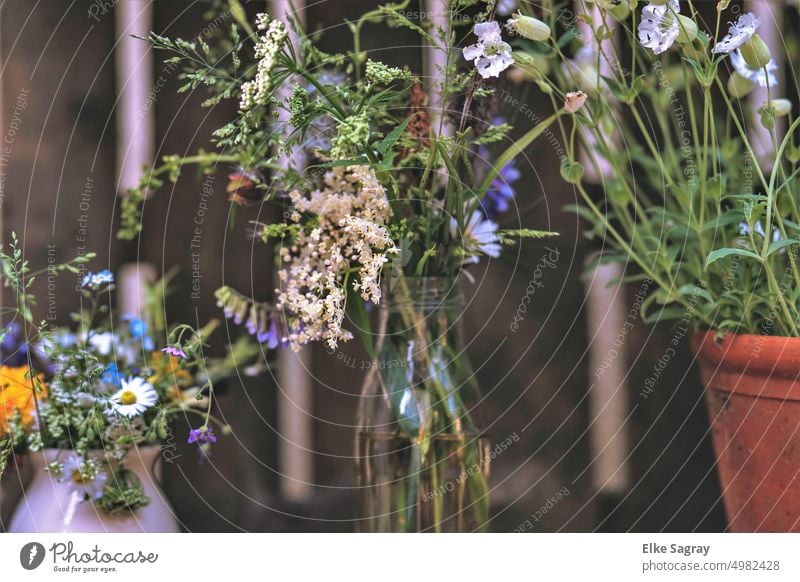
[0,365,47,435]
[148,352,191,389]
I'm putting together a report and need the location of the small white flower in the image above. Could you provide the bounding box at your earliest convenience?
[88,332,116,356]
[739,220,780,242]
[452,210,502,264]
[109,377,158,418]
[239,14,288,111]
[713,12,759,54]
[730,49,777,88]
[638,0,681,55]
[463,21,514,79]
[60,455,107,500]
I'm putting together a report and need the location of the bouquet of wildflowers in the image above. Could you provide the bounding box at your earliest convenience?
[118,0,577,350]
[516,0,800,336]
[0,239,251,514]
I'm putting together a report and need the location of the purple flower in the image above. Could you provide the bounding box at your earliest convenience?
[1,322,29,367]
[480,155,520,220]
[161,346,188,359]
[257,317,281,350]
[188,426,217,445]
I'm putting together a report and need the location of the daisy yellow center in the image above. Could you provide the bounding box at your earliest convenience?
[119,390,138,406]
[71,470,88,485]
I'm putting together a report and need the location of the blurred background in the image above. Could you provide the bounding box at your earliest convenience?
[8,0,793,532]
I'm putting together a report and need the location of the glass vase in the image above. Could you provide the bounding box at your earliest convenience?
[355,277,490,532]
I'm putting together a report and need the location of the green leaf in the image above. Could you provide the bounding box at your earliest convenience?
[346,286,373,357]
[705,247,763,269]
[477,112,561,195]
[375,116,414,157]
[767,238,800,256]
[705,176,724,200]
[677,284,713,302]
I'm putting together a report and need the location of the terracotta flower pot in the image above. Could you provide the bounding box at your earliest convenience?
[691,331,800,532]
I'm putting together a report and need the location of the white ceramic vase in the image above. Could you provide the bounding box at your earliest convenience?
[8,446,180,533]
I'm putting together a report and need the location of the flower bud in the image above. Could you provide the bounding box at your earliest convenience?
[676,15,698,44]
[506,13,551,42]
[564,90,588,113]
[597,0,630,21]
[727,72,755,98]
[764,98,792,117]
[740,34,772,70]
[511,51,550,81]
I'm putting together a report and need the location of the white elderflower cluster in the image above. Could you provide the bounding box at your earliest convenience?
[239,14,287,111]
[277,166,398,350]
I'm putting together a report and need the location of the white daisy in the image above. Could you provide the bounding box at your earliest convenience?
[452,210,502,264]
[730,48,777,88]
[713,12,759,54]
[60,455,107,500]
[463,21,514,79]
[638,0,681,55]
[109,376,158,418]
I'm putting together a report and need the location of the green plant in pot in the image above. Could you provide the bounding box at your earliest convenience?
[118,0,567,531]
[520,0,800,530]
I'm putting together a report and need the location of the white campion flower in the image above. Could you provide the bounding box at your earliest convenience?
[713,12,759,54]
[108,377,158,418]
[463,21,514,79]
[452,210,502,265]
[730,48,777,88]
[638,0,681,55]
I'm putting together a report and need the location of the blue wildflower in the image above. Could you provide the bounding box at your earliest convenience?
[81,270,114,289]
[128,318,154,351]
[102,362,123,386]
[129,319,147,338]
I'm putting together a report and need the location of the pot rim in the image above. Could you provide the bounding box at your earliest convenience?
[691,330,800,400]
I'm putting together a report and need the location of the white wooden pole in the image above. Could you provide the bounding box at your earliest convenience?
[747,0,784,166]
[576,1,630,497]
[426,0,450,135]
[115,0,155,196]
[114,1,160,489]
[269,0,314,504]
[118,263,156,318]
